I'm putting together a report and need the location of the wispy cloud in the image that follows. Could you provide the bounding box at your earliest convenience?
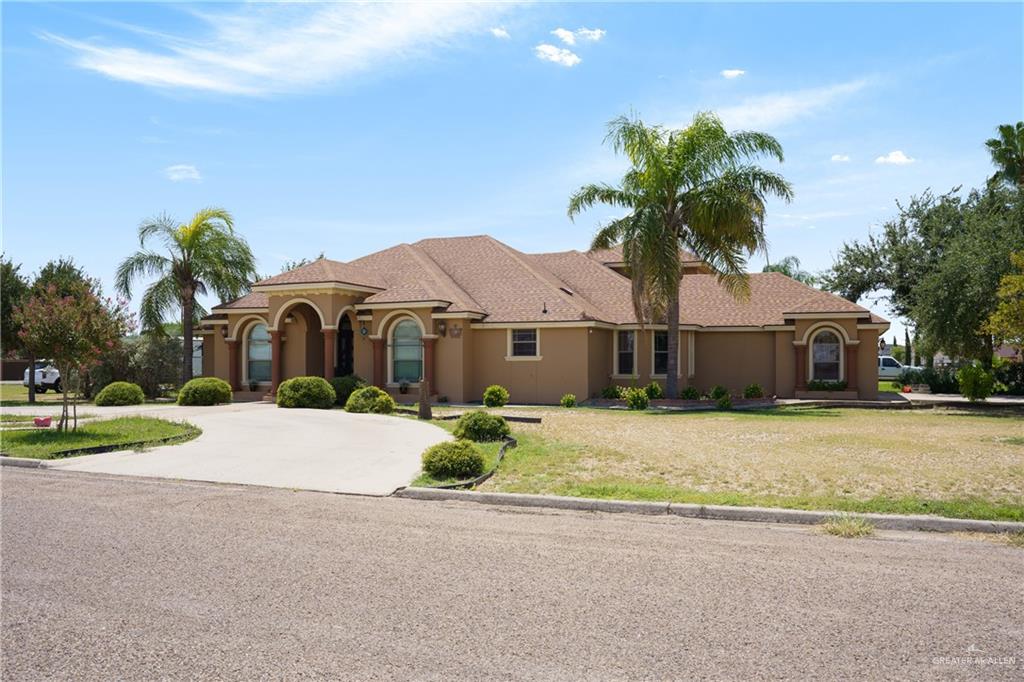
[534,43,581,67]
[551,27,605,46]
[165,164,201,182]
[717,78,871,129]
[42,3,510,96]
[875,150,915,165]
[489,27,510,39]
[831,154,850,162]
[720,69,745,79]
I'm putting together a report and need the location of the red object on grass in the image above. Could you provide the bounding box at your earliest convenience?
[33,416,52,428]
[902,386,912,393]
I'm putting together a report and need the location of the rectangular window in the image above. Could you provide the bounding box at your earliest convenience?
[511,329,538,357]
[653,331,669,376]
[617,330,635,375]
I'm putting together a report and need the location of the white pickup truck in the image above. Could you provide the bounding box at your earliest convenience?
[877,355,926,380]
[22,361,62,393]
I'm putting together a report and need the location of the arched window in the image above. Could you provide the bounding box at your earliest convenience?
[811,330,842,381]
[247,323,272,382]
[391,319,422,383]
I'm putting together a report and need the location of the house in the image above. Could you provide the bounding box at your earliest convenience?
[196,236,889,403]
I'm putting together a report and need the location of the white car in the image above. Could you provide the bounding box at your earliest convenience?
[23,361,62,393]
[877,355,927,380]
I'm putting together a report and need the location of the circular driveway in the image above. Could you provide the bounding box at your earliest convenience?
[12,402,449,495]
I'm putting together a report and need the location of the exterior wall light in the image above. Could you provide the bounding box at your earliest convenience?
[437,321,447,337]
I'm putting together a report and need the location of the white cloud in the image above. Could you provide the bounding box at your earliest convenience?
[720,69,745,79]
[551,27,605,46]
[534,43,581,67]
[831,154,850,162]
[875,150,915,165]
[164,164,201,182]
[42,3,511,96]
[489,27,510,39]
[717,78,871,130]
[551,28,576,45]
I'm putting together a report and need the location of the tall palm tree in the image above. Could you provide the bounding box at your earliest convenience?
[986,122,1024,188]
[569,112,793,397]
[116,208,257,384]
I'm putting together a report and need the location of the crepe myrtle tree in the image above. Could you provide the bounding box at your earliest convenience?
[15,281,132,431]
[569,111,793,397]
[115,208,257,384]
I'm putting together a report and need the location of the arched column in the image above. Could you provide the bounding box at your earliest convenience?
[421,336,436,389]
[226,339,240,391]
[270,330,283,394]
[371,338,385,388]
[322,328,336,380]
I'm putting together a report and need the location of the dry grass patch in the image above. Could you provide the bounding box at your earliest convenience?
[821,514,875,538]
[478,406,1024,520]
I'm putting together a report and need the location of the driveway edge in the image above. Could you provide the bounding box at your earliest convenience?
[394,487,1024,534]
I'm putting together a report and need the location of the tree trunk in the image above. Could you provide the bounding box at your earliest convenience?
[182,296,194,385]
[665,279,681,399]
[27,352,36,404]
[904,328,912,366]
[58,362,70,433]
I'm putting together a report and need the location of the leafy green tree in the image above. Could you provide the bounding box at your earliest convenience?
[115,208,257,384]
[985,122,1024,188]
[569,112,793,397]
[985,252,1024,348]
[33,257,94,298]
[1,255,30,356]
[762,255,816,285]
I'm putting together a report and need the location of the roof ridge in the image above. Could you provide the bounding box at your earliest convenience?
[400,244,484,312]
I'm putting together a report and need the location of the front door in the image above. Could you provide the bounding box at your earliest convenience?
[337,316,354,376]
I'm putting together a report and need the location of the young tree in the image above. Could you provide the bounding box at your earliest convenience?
[15,282,131,431]
[569,112,792,397]
[985,121,1024,189]
[115,208,257,384]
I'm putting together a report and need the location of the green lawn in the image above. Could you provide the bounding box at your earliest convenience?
[0,416,199,459]
[414,406,1024,521]
[0,383,67,406]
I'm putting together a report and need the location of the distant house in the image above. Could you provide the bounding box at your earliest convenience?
[197,236,888,403]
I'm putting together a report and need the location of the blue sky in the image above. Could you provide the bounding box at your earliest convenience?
[4,2,1022,340]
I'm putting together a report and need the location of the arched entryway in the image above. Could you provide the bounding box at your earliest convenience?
[337,313,355,377]
[276,301,325,387]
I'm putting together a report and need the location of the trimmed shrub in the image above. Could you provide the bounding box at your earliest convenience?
[806,379,847,392]
[601,385,625,399]
[344,386,396,414]
[177,377,232,406]
[276,376,335,409]
[957,364,994,402]
[94,381,145,406]
[422,440,485,480]
[743,383,764,400]
[644,381,664,400]
[716,394,733,410]
[453,410,510,442]
[708,385,729,401]
[483,384,510,408]
[560,393,577,408]
[994,361,1024,395]
[897,368,925,388]
[679,386,700,401]
[624,387,650,410]
[920,367,959,394]
[329,374,366,406]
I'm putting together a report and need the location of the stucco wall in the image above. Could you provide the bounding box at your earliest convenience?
[774,330,796,398]
[470,327,590,404]
[588,329,613,399]
[857,328,880,399]
[692,331,776,396]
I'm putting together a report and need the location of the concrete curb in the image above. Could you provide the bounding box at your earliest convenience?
[394,487,1024,534]
[0,455,47,468]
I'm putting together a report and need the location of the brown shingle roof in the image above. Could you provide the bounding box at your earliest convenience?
[208,236,885,328]
[588,243,702,265]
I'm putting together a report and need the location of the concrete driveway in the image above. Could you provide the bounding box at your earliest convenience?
[8,402,449,495]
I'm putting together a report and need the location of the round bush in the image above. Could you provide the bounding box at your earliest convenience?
[344,385,396,414]
[94,381,145,406]
[560,393,577,408]
[453,410,511,442]
[624,387,650,410]
[716,394,733,410]
[422,440,485,480]
[645,381,664,400]
[957,364,995,402]
[743,383,764,399]
[679,386,700,401]
[276,376,335,409]
[329,374,366,406]
[601,385,625,399]
[708,385,729,401]
[177,377,232,406]
[483,384,509,407]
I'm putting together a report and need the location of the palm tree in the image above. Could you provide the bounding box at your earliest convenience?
[569,112,793,398]
[763,255,816,285]
[985,122,1024,188]
[116,208,257,384]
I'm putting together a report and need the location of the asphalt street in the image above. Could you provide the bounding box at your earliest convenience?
[2,468,1021,680]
